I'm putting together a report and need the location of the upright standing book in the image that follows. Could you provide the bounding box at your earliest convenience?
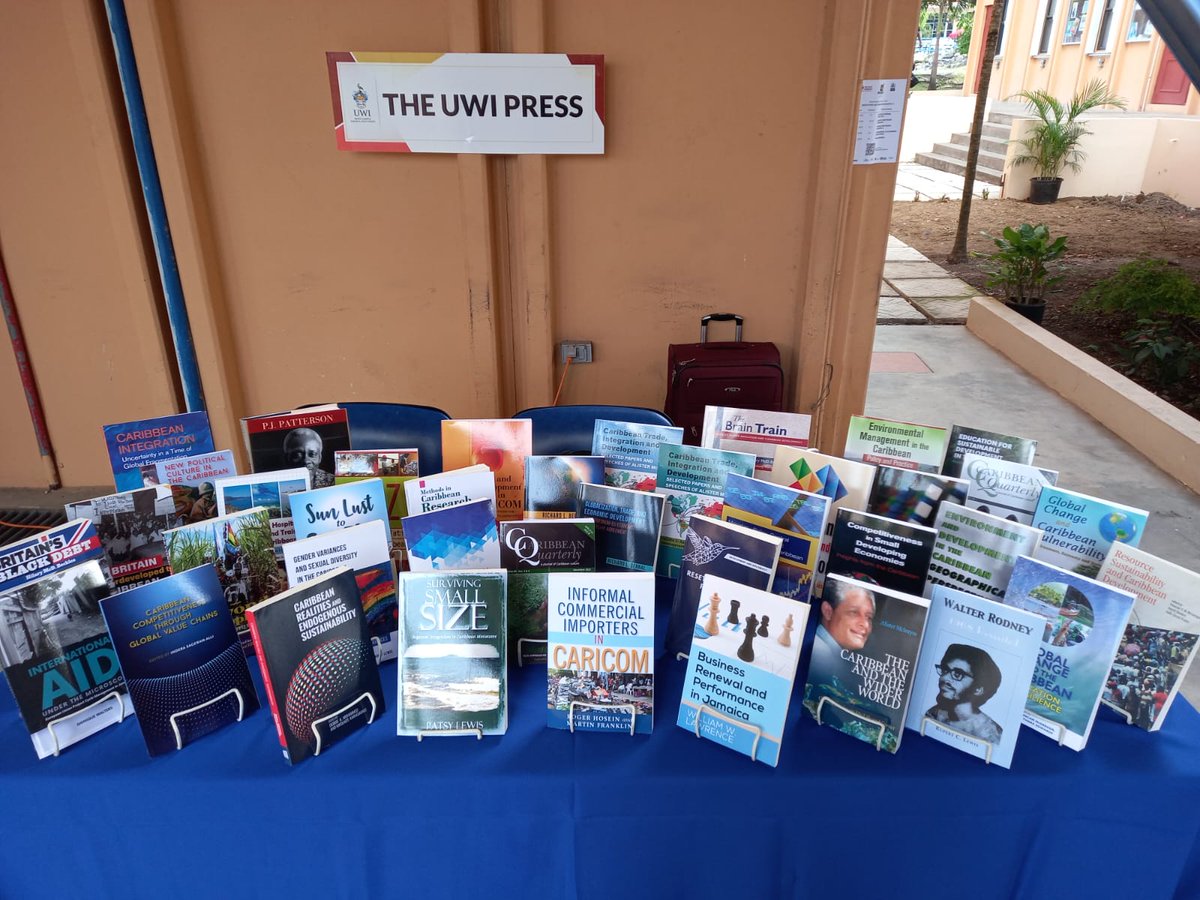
[402,498,501,571]
[335,448,418,561]
[825,509,936,598]
[721,474,828,604]
[65,485,191,591]
[440,419,532,523]
[960,454,1057,525]
[102,565,259,756]
[547,572,655,734]
[103,411,215,491]
[577,483,666,573]
[282,521,398,663]
[1097,543,1200,732]
[802,574,929,753]
[941,424,1037,479]
[677,574,809,766]
[289,478,391,544]
[591,419,684,491]
[241,405,351,488]
[0,522,129,758]
[164,507,283,652]
[1031,486,1149,578]
[1000,555,1136,751]
[403,465,496,516]
[925,504,1043,602]
[149,450,238,525]
[524,455,605,518]
[700,406,812,473]
[843,415,948,474]
[905,584,1043,768]
[246,567,384,764]
[215,468,311,554]
[397,570,507,737]
[867,466,967,528]
[664,515,782,659]
[653,443,755,578]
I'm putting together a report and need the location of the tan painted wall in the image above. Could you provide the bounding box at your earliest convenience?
[0,0,918,488]
[0,1,179,489]
[1143,119,1200,203]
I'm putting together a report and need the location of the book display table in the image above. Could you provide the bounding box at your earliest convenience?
[3,592,1200,899]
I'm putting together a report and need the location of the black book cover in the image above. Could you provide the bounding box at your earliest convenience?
[826,509,936,598]
[246,567,384,765]
[576,484,665,574]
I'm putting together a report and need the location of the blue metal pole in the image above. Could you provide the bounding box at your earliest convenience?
[103,0,206,413]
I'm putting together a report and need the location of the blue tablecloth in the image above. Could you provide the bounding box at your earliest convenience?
[3,589,1200,899]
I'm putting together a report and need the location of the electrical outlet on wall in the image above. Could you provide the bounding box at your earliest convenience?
[559,341,593,364]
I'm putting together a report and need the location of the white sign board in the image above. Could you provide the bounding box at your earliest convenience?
[326,52,605,154]
[853,78,905,165]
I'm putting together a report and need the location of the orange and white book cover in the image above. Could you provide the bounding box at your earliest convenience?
[440,420,532,523]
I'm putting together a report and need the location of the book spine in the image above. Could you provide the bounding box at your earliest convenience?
[245,608,287,751]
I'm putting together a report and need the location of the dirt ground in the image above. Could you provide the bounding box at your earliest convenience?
[888,194,1200,416]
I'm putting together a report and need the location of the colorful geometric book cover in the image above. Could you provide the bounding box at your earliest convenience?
[103,410,215,492]
[1097,543,1200,732]
[499,519,596,660]
[802,574,929,753]
[926,504,1043,602]
[440,419,532,523]
[700,406,812,473]
[842,415,948,474]
[403,465,496,516]
[282,521,398,664]
[1030,486,1149,578]
[664,515,782,659]
[65,485,192,592]
[402,498,501,572]
[164,507,284,653]
[677,574,809,766]
[591,419,684,492]
[214,468,311,554]
[653,443,755,578]
[0,531,129,759]
[524,455,605,518]
[148,449,238,518]
[335,448,419,561]
[577,483,666,574]
[720,474,828,604]
[397,569,507,736]
[101,565,260,756]
[240,405,351,488]
[941,424,1037,479]
[867,465,967,528]
[960,454,1057,525]
[826,509,936,599]
[246,566,384,765]
[766,447,876,598]
[289,478,390,545]
[547,571,655,734]
[1000,555,1136,751]
[905,584,1043,768]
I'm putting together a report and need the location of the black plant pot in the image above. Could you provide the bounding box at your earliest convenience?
[1028,177,1063,205]
[1005,299,1046,325]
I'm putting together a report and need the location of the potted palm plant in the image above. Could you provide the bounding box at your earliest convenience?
[1011,79,1126,204]
[981,223,1067,325]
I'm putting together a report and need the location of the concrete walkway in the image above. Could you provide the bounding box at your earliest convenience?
[879,236,979,325]
[894,162,990,202]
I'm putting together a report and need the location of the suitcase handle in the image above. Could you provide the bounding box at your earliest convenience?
[700,313,743,343]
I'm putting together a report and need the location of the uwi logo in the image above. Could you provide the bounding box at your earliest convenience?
[352,84,368,108]
[351,83,374,121]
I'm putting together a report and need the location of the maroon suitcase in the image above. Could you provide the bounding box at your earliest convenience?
[664,314,785,444]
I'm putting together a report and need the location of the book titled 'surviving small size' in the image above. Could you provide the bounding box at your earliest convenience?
[591,419,684,492]
[103,411,215,492]
[842,415,948,474]
[397,570,507,737]
[246,567,384,765]
[547,572,655,734]
[677,574,809,766]
[577,483,666,574]
[101,565,259,756]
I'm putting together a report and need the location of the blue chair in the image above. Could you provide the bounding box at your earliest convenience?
[513,404,675,456]
[304,402,451,475]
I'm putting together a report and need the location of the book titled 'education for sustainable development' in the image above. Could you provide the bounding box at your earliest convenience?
[102,565,259,756]
[591,419,684,492]
[397,570,507,737]
[247,567,384,765]
[1000,555,1136,751]
[0,520,129,759]
[842,415,948,474]
[678,574,809,766]
[941,424,1037,479]
[547,572,655,734]
[440,419,532,523]
[905,584,1042,769]
[103,411,215,492]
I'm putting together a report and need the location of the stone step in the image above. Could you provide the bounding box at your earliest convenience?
[982,121,1012,140]
[912,150,1005,185]
[988,111,1017,126]
[931,141,1007,169]
[949,131,1008,156]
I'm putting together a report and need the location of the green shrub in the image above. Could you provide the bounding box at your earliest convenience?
[1080,259,1200,319]
[1121,318,1200,391]
[980,223,1067,304]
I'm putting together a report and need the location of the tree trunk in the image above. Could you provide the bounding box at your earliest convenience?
[928,8,943,90]
[949,0,1006,264]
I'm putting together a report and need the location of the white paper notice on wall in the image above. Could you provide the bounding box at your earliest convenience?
[853,79,906,165]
